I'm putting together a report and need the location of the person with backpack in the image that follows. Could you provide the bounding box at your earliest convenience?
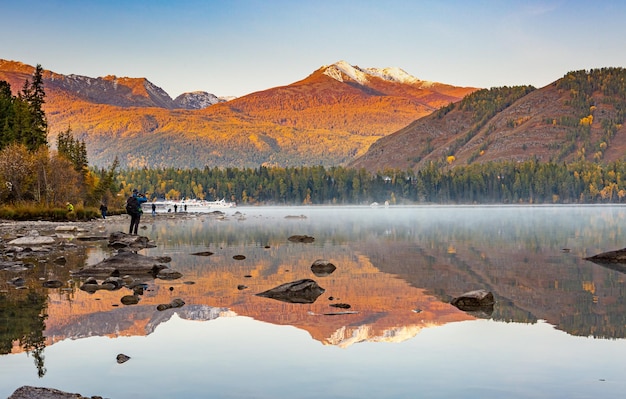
[127,189,147,235]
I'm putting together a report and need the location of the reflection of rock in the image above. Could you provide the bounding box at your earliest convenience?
[156,268,183,280]
[585,248,626,271]
[256,279,325,304]
[330,303,351,309]
[107,231,156,250]
[42,280,63,288]
[311,260,336,276]
[191,251,214,256]
[71,251,173,278]
[288,235,315,243]
[451,289,495,312]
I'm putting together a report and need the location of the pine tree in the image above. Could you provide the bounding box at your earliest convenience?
[20,64,48,151]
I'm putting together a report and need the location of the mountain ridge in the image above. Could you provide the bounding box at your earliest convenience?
[0,59,476,168]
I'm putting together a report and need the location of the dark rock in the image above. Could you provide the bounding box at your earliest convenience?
[256,279,325,304]
[330,303,351,309]
[116,353,131,364]
[237,284,248,290]
[585,248,626,272]
[107,231,155,250]
[102,276,125,289]
[9,277,25,287]
[71,251,173,277]
[156,269,183,280]
[288,235,315,243]
[79,283,100,293]
[311,259,336,276]
[42,280,63,288]
[191,251,214,256]
[83,277,97,284]
[53,256,67,265]
[8,385,102,399]
[120,295,140,305]
[323,311,359,316]
[451,289,495,311]
[156,298,185,311]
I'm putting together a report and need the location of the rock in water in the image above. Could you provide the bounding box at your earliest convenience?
[311,259,336,276]
[451,289,495,311]
[256,279,325,304]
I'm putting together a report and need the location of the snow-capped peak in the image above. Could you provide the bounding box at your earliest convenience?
[323,60,370,84]
[364,66,420,84]
[323,61,425,86]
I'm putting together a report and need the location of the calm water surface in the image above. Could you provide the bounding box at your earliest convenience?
[2,205,626,398]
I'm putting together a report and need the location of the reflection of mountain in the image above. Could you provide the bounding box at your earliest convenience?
[6,207,626,354]
[351,213,626,339]
[42,249,473,348]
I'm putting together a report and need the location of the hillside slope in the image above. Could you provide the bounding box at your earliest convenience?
[350,68,626,172]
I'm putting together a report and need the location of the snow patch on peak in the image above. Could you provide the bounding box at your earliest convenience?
[364,66,420,84]
[323,60,369,84]
[323,61,425,86]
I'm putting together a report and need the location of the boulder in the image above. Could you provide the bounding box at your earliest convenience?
[116,353,131,364]
[311,259,336,276]
[71,251,173,277]
[8,235,55,246]
[8,386,101,399]
[451,289,495,311]
[256,279,325,304]
[157,298,185,311]
[120,295,140,305]
[107,231,155,250]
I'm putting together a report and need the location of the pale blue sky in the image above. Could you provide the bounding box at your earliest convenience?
[2,0,625,98]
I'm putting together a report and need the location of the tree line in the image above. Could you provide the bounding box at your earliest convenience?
[116,158,626,205]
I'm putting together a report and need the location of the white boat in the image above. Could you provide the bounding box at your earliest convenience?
[143,198,236,214]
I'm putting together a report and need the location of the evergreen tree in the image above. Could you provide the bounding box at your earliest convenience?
[57,125,88,173]
[24,64,48,150]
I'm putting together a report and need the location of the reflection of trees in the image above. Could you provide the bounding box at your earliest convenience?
[0,291,48,376]
[131,207,626,340]
[0,243,87,376]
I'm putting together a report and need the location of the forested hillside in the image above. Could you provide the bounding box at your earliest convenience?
[351,68,626,173]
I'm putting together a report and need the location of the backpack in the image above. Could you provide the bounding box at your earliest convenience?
[125,195,140,215]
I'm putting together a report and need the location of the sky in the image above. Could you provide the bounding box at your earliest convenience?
[2,0,626,98]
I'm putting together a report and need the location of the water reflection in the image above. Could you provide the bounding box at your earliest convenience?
[36,206,626,343]
[2,205,626,393]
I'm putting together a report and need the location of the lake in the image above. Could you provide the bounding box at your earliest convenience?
[2,205,626,398]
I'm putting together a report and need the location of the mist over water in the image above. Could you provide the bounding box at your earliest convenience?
[2,205,626,398]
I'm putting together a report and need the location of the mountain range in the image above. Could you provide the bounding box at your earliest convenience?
[2,60,625,172]
[0,59,475,169]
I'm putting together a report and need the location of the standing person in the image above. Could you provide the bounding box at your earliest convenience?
[174,204,178,213]
[126,189,147,235]
[99,203,108,219]
[151,202,156,216]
